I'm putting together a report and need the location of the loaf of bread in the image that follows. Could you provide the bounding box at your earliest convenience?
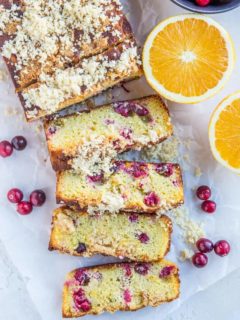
[56,161,184,214]
[18,38,142,121]
[44,95,173,171]
[62,260,180,317]
[0,0,133,91]
[49,206,172,261]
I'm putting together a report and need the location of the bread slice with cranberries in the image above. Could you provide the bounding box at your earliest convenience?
[49,206,172,261]
[44,95,173,172]
[56,161,184,214]
[62,260,180,317]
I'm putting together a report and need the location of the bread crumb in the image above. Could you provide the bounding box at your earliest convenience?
[0,69,6,81]
[168,206,205,246]
[35,123,43,134]
[141,136,179,162]
[194,166,202,177]
[4,106,19,116]
[179,249,194,262]
[183,154,190,163]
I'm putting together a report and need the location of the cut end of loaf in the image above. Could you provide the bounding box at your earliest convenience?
[49,207,172,261]
[62,260,180,317]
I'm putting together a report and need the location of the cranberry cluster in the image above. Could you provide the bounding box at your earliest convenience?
[7,188,46,215]
[196,185,216,214]
[0,136,27,157]
[192,238,231,268]
[195,0,232,6]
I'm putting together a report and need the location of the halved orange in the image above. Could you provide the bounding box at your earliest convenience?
[143,15,235,104]
[209,91,240,173]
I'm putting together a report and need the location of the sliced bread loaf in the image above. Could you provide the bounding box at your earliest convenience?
[62,260,180,317]
[56,161,184,214]
[49,206,172,261]
[44,95,173,171]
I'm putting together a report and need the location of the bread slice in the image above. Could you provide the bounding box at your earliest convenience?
[56,162,184,214]
[49,206,172,261]
[44,95,173,172]
[62,260,180,317]
[18,38,142,121]
[0,0,133,91]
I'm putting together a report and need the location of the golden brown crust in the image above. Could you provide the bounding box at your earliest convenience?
[56,162,184,214]
[48,207,173,261]
[43,95,173,172]
[62,261,180,317]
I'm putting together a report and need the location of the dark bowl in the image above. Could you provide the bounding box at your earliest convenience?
[171,0,240,13]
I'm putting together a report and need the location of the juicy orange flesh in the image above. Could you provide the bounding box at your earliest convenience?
[150,19,229,97]
[215,98,240,168]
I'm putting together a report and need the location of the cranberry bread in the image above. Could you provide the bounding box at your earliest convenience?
[18,39,142,121]
[0,0,133,91]
[44,95,173,172]
[62,260,180,317]
[56,162,184,214]
[49,206,172,261]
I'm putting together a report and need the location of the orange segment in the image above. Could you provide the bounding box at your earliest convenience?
[143,15,235,104]
[209,92,240,173]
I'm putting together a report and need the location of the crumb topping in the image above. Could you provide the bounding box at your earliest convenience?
[22,40,140,113]
[0,4,20,34]
[1,0,125,73]
[71,136,117,177]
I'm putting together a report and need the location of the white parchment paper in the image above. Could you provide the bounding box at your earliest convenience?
[0,1,240,319]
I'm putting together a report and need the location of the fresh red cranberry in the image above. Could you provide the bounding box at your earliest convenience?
[11,136,27,151]
[159,266,176,278]
[134,263,149,275]
[195,0,211,6]
[73,289,92,311]
[120,128,132,139]
[129,213,139,223]
[196,185,211,201]
[196,238,214,253]
[7,188,23,203]
[87,173,104,183]
[114,102,133,117]
[130,163,148,178]
[80,299,92,312]
[192,252,208,268]
[29,190,46,207]
[0,140,13,158]
[123,289,132,304]
[17,201,33,215]
[201,200,216,214]
[138,233,150,244]
[75,270,90,286]
[76,243,87,254]
[155,164,174,177]
[133,103,149,116]
[123,264,132,277]
[144,192,160,207]
[214,240,231,257]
